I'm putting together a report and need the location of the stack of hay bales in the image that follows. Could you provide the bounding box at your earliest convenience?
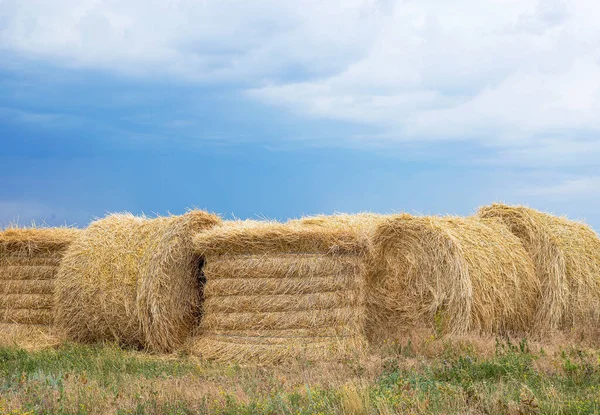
[190,220,368,363]
[54,211,221,352]
[367,214,540,341]
[478,204,600,336]
[0,227,80,344]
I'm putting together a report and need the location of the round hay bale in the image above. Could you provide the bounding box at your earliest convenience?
[368,214,540,341]
[189,220,368,363]
[478,204,600,334]
[54,210,220,352]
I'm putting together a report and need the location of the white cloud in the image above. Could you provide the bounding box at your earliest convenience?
[0,106,70,125]
[247,0,600,160]
[0,0,387,82]
[1,0,600,164]
[521,176,600,197]
[488,137,600,166]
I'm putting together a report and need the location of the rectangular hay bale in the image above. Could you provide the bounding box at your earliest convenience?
[189,220,368,363]
[0,227,80,343]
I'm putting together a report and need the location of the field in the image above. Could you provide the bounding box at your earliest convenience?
[1,336,599,415]
[2,206,600,414]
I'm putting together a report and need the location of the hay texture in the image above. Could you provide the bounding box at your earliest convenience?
[54,211,220,352]
[190,220,368,363]
[289,213,386,239]
[477,204,600,335]
[368,214,540,341]
[0,227,80,344]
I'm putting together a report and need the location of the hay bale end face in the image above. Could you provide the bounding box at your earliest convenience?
[368,214,540,341]
[478,204,600,335]
[190,220,368,363]
[0,227,80,345]
[54,210,220,352]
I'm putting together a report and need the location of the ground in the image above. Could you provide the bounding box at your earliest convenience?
[0,336,599,414]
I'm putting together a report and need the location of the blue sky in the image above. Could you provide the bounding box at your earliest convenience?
[1,0,599,230]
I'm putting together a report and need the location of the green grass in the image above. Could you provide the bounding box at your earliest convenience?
[0,338,599,414]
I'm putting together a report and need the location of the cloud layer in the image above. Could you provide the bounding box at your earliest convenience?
[249,0,600,161]
[1,0,600,165]
[0,0,386,82]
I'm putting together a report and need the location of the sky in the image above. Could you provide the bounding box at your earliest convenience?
[0,0,599,230]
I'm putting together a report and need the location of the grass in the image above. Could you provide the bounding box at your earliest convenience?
[0,337,599,414]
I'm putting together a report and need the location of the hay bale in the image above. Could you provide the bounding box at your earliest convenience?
[368,214,540,341]
[0,323,62,349]
[477,204,600,334]
[0,227,80,344]
[189,220,368,363]
[289,213,385,238]
[54,210,220,352]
